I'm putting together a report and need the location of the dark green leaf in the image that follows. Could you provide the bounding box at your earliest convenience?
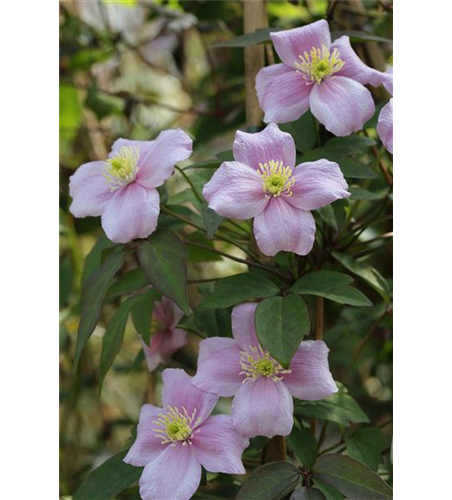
[99,295,138,391]
[313,454,393,499]
[279,111,316,153]
[194,308,232,338]
[106,268,148,299]
[236,462,300,500]
[332,252,391,302]
[216,149,234,161]
[198,273,279,311]
[85,84,123,120]
[313,479,344,500]
[345,428,388,471]
[291,271,372,307]
[182,159,221,170]
[338,159,378,179]
[137,230,190,315]
[295,384,369,426]
[287,426,318,468]
[81,236,116,284]
[131,289,160,346]
[317,205,338,232]
[301,136,376,164]
[211,27,279,48]
[349,187,384,201]
[74,249,124,369]
[202,205,224,239]
[331,30,393,44]
[291,487,327,500]
[73,449,142,500]
[255,294,310,368]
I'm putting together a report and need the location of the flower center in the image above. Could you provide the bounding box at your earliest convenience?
[294,44,345,84]
[104,146,139,191]
[257,160,295,198]
[240,345,291,383]
[153,406,202,446]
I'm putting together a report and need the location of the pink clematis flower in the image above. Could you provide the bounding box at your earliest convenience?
[69,129,192,244]
[192,303,337,438]
[124,369,249,500]
[141,297,188,372]
[377,68,393,154]
[256,20,385,136]
[202,123,350,256]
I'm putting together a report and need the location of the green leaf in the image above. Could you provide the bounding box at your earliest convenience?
[295,384,369,426]
[202,205,224,239]
[211,27,279,48]
[291,271,372,307]
[74,249,124,369]
[194,308,232,338]
[60,84,82,143]
[313,480,344,500]
[81,236,117,284]
[313,454,393,499]
[287,426,318,468]
[236,462,300,500]
[279,111,316,153]
[137,230,190,315]
[198,273,279,311]
[349,187,384,201]
[291,487,327,500]
[317,205,338,232]
[215,149,234,161]
[182,159,221,170]
[255,294,310,368]
[301,136,376,164]
[73,449,142,500]
[345,428,388,471]
[332,252,391,302]
[338,159,378,179]
[99,295,138,391]
[331,30,393,44]
[131,289,160,346]
[106,268,148,299]
[85,84,123,120]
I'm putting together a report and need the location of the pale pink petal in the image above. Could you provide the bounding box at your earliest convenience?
[233,123,296,169]
[381,67,393,96]
[283,340,338,400]
[232,378,294,438]
[142,329,188,372]
[231,303,260,351]
[141,334,164,372]
[377,99,393,154]
[288,159,350,211]
[139,443,201,500]
[256,64,311,123]
[109,137,154,159]
[69,161,113,217]
[162,369,218,425]
[270,21,331,69]
[192,337,243,397]
[101,183,159,244]
[332,36,386,87]
[309,76,375,137]
[253,198,316,256]
[193,415,248,474]
[124,404,166,466]
[202,161,268,220]
[136,128,193,189]
[154,297,184,329]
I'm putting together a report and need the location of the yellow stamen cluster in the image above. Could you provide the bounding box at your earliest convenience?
[153,406,202,446]
[240,345,291,383]
[104,146,140,190]
[294,45,345,84]
[257,160,295,198]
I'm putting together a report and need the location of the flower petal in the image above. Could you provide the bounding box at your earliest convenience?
[142,329,188,372]
[233,123,296,169]
[381,67,393,96]
[162,369,218,425]
[256,64,311,124]
[154,297,184,329]
[192,337,243,397]
[69,161,113,217]
[141,334,164,372]
[136,128,193,189]
[124,404,166,466]
[270,20,331,69]
[232,378,294,438]
[101,183,160,244]
[253,198,316,256]
[193,415,249,474]
[288,159,350,211]
[332,36,386,87]
[139,443,201,500]
[231,303,260,351]
[377,99,393,154]
[202,161,268,220]
[283,340,338,400]
[309,76,375,137]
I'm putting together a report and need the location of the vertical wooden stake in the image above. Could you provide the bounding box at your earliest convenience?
[243,0,267,131]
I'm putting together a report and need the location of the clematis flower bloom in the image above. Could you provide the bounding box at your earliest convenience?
[256,20,385,136]
[141,297,188,372]
[377,68,393,154]
[192,303,337,438]
[69,129,192,244]
[202,123,350,256]
[124,369,249,500]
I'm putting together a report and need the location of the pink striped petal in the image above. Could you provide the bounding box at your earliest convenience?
[231,303,260,351]
[377,99,393,154]
[253,198,316,256]
[142,329,188,372]
[154,297,184,329]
